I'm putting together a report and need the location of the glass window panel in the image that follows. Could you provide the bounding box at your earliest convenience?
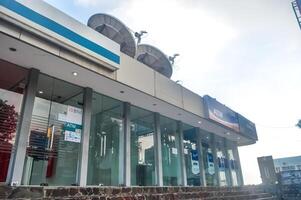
[130,106,155,186]
[227,145,238,186]
[160,115,181,186]
[87,93,123,186]
[0,60,28,182]
[183,124,201,186]
[216,137,228,186]
[22,74,84,185]
[201,132,217,186]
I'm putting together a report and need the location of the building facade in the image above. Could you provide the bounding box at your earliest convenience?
[0,0,257,187]
[258,156,301,186]
[274,156,301,173]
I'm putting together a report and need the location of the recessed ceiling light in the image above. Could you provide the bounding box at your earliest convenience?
[237,137,241,140]
[198,121,202,124]
[206,136,209,139]
[226,132,231,135]
[38,90,43,94]
[72,72,78,76]
[120,91,124,93]
[9,47,17,52]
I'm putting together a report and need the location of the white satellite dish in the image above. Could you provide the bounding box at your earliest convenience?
[88,13,136,58]
[135,44,173,78]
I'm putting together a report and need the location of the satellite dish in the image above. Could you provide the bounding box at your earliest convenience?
[87,13,136,58]
[135,44,173,78]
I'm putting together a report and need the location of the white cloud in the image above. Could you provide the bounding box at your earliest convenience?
[74,0,123,9]
[109,0,238,81]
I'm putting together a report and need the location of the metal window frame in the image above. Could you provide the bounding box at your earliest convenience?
[8,68,39,186]
[78,87,92,186]
[123,102,131,186]
[178,121,187,186]
[154,113,163,186]
[233,143,244,186]
[212,135,220,186]
[196,128,206,186]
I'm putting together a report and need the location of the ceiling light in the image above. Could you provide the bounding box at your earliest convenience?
[9,47,17,52]
[206,136,209,139]
[226,132,231,135]
[72,72,78,76]
[38,90,43,94]
[237,137,241,140]
[198,121,202,124]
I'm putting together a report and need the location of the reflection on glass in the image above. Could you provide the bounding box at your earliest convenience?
[228,148,238,186]
[87,93,123,186]
[0,60,28,182]
[183,125,201,186]
[201,133,217,186]
[160,116,181,186]
[23,74,83,185]
[130,106,155,186]
[216,139,228,186]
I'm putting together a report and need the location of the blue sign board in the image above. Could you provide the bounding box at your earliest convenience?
[237,114,257,140]
[203,95,240,132]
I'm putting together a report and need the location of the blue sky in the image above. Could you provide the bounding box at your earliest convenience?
[44,0,301,184]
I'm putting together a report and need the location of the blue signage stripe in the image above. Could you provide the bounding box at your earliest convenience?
[0,0,120,64]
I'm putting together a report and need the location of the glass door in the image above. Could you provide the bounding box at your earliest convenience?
[22,74,84,186]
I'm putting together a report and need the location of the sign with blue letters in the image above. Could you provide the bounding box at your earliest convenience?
[203,95,240,132]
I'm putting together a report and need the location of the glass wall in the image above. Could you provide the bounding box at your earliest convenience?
[22,74,84,185]
[0,60,28,182]
[183,125,201,186]
[87,93,123,186]
[160,115,181,186]
[215,137,228,186]
[130,106,155,186]
[0,57,247,187]
[201,132,217,186]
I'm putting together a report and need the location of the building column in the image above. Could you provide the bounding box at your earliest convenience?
[178,121,187,186]
[212,135,220,186]
[233,144,244,186]
[196,128,206,186]
[224,139,233,186]
[154,113,163,186]
[123,102,131,186]
[78,88,92,186]
[8,68,39,186]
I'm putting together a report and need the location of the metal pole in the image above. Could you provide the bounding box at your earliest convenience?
[8,68,39,186]
[154,113,163,186]
[78,87,92,186]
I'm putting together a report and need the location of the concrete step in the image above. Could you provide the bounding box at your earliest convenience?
[203,193,274,200]
[254,197,278,200]
[0,186,277,200]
